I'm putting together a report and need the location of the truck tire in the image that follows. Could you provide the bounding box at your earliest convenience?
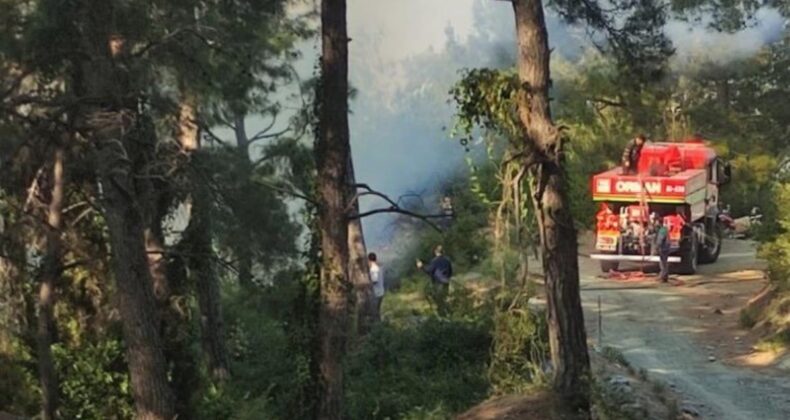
[699,222,723,264]
[600,261,619,273]
[677,233,699,275]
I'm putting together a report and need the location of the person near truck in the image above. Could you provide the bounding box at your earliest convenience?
[621,134,647,175]
[368,252,385,320]
[654,218,671,282]
[416,245,453,316]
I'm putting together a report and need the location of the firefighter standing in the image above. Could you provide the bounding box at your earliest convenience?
[621,134,647,175]
[655,219,671,282]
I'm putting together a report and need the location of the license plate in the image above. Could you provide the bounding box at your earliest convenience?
[596,235,618,251]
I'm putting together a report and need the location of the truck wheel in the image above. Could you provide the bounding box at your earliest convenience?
[677,233,698,275]
[699,223,723,264]
[600,261,619,273]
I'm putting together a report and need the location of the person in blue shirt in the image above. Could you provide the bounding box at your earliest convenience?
[417,245,453,316]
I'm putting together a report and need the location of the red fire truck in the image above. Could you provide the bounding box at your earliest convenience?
[590,138,731,274]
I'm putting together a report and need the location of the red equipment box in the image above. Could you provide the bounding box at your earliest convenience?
[591,142,712,205]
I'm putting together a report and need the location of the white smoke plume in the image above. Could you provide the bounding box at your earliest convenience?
[250,1,785,256]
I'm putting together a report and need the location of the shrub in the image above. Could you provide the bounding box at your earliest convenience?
[344,318,491,419]
[217,279,317,420]
[0,350,39,415]
[488,293,549,394]
[53,339,134,420]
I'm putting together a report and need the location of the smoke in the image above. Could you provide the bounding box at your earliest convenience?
[346,0,588,252]
[667,8,786,67]
[342,1,785,253]
[248,0,786,257]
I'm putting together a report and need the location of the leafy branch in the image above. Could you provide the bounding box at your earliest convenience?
[347,184,450,232]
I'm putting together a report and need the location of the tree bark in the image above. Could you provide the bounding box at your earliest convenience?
[187,190,231,381]
[143,219,169,304]
[0,236,26,339]
[317,0,352,417]
[76,14,176,417]
[347,159,375,334]
[231,114,255,289]
[512,0,591,411]
[37,146,65,420]
[178,97,200,153]
[178,95,230,381]
[716,78,730,110]
[233,113,250,159]
[95,132,177,420]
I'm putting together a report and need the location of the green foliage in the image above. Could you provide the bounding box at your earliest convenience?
[723,154,778,223]
[389,171,492,281]
[185,255,319,420]
[757,328,790,353]
[739,306,759,329]
[52,339,134,420]
[589,377,634,420]
[208,277,316,420]
[599,346,631,369]
[1,0,787,418]
[552,0,674,85]
[204,146,303,275]
[488,292,549,394]
[194,384,238,420]
[344,318,492,420]
[450,68,521,145]
[0,349,39,415]
[345,258,550,419]
[397,404,452,420]
[760,183,790,289]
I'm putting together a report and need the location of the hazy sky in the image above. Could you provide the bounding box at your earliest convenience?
[342,1,786,247]
[266,1,786,248]
[291,0,488,74]
[345,0,785,63]
[348,0,477,62]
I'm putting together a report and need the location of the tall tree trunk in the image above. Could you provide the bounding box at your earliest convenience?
[94,131,177,420]
[144,228,169,303]
[77,14,176,417]
[178,94,230,381]
[716,78,730,110]
[347,159,374,334]
[231,114,255,288]
[131,105,191,414]
[317,0,352,417]
[233,113,250,159]
[187,183,231,381]
[512,0,590,411]
[142,93,204,416]
[0,235,25,339]
[37,146,65,420]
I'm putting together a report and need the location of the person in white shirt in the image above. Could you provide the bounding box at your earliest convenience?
[368,252,385,320]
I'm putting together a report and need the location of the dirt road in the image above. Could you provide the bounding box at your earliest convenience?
[580,239,790,419]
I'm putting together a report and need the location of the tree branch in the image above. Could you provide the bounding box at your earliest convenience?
[249,126,290,144]
[590,97,625,108]
[347,183,450,232]
[252,179,316,204]
[247,112,281,143]
[132,26,221,58]
[349,207,446,232]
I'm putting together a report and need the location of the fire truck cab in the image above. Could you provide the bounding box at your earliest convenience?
[590,138,731,274]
